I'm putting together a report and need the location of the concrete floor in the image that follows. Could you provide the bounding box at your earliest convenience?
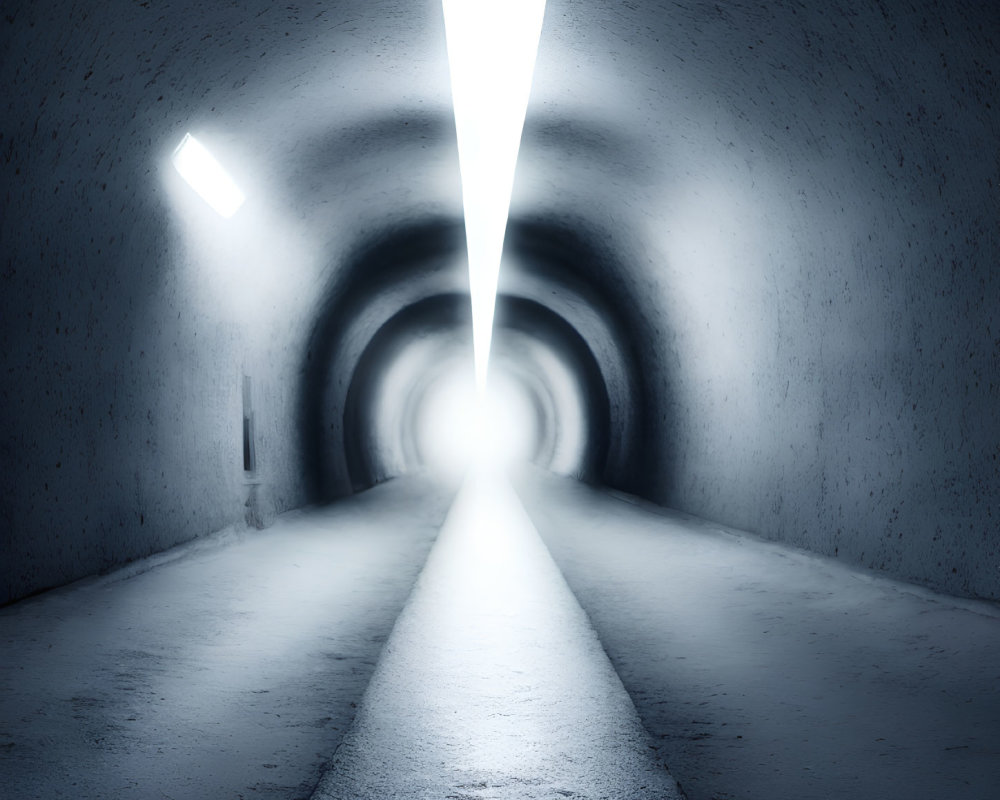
[0,476,453,800]
[313,470,681,800]
[517,470,1000,800]
[4,468,999,799]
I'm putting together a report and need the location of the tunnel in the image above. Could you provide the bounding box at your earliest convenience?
[302,217,628,496]
[1,1,998,799]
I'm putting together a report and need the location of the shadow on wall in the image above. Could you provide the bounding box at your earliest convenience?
[298,217,677,503]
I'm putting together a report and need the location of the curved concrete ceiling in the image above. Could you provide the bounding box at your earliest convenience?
[1,0,997,603]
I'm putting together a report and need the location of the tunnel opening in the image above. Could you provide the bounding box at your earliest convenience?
[341,292,610,492]
[299,216,660,505]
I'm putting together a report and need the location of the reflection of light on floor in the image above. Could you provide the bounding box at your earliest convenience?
[312,468,682,799]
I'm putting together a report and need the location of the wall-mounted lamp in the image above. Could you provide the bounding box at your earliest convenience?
[171,133,245,218]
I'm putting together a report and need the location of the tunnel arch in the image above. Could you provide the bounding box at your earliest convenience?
[298,218,466,501]
[341,293,612,492]
[403,344,551,476]
[299,215,660,504]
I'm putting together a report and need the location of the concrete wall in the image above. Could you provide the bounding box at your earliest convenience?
[528,0,999,597]
[0,1,324,602]
[2,0,998,603]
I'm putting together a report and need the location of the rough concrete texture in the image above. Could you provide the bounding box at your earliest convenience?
[518,0,1000,596]
[0,475,453,799]
[2,0,998,602]
[313,470,683,800]
[0,0,459,603]
[518,470,1000,800]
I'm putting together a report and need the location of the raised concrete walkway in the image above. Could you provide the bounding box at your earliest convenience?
[311,469,683,800]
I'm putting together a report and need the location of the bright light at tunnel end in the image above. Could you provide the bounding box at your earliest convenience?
[416,362,539,478]
[442,0,546,395]
[171,132,246,218]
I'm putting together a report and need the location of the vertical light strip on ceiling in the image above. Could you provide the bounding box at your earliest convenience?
[442,0,546,394]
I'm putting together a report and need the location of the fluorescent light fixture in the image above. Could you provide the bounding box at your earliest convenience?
[443,0,546,393]
[171,133,245,218]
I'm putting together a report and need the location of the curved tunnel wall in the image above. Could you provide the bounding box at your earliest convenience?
[1,0,997,604]
[341,292,610,491]
[635,2,998,596]
[299,219,468,500]
[303,216,643,504]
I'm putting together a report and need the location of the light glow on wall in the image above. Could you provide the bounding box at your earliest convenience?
[171,133,246,218]
[442,0,546,393]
